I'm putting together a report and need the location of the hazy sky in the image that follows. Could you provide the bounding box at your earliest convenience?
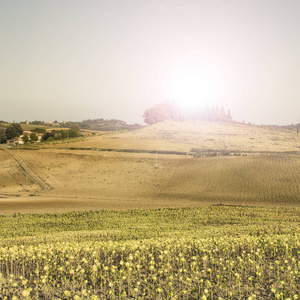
[1,0,300,125]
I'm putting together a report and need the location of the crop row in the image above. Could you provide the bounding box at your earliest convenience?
[0,234,299,299]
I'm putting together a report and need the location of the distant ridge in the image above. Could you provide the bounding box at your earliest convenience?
[120,120,300,153]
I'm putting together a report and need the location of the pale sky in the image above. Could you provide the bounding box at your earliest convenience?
[0,0,299,125]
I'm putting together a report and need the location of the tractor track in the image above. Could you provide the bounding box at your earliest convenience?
[5,149,52,194]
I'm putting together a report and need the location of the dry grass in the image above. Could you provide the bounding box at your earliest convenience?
[117,120,300,152]
[1,120,300,214]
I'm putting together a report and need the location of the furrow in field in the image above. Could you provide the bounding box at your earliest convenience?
[4,149,52,194]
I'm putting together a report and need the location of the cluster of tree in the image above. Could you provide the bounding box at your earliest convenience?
[21,120,62,126]
[42,124,81,141]
[143,102,233,125]
[31,127,47,134]
[0,123,23,143]
[22,132,38,143]
[200,105,232,122]
[0,127,7,143]
[28,120,46,125]
[0,123,82,144]
[143,102,178,125]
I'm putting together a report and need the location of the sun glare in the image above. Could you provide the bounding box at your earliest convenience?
[163,60,223,112]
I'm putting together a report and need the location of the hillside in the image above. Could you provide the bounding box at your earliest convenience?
[0,121,300,214]
[119,120,300,153]
[41,120,300,153]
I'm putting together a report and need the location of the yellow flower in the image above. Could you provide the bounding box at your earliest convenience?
[64,290,71,297]
[22,290,30,297]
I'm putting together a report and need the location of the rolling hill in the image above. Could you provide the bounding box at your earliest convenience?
[0,120,300,214]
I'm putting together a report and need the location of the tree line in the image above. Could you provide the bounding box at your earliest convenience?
[61,119,141,131]
[143,102,232,125]
[21,119,142,131]
[0,123,23,143]
[41,124,81,141]
[0,123,82,144]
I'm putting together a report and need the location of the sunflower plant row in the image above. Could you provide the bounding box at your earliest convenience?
[0,234,299,299]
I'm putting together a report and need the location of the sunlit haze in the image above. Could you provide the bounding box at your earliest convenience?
[164,58,224,112]
[1,0,300,125]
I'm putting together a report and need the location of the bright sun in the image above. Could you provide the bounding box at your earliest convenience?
[163,60,223,111]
